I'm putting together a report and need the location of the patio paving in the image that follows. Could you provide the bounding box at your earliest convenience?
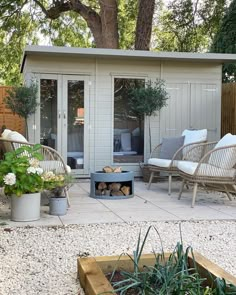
[0,179,236,227]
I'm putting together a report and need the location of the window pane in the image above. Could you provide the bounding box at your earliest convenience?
[67,80,84,170]
[40,79,57,149]
[113,78,144,163]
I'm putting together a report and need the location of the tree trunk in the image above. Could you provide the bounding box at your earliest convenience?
[25,118,28,141]
[37,0,154,50]
[99,0,119,48]
[44,0,119,49]
[135,0,155,50]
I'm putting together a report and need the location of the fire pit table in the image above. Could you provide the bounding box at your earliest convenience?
[90,171,134,199]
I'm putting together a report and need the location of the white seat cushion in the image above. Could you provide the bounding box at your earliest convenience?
[178,161,235,178]
[148,158,193,169]
[209,133,236,169]
[148,158,172,168]
[39,161,71,174]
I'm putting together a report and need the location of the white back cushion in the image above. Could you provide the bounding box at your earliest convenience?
[182,129,207,145]
[1,129,12,139]
[1,129,13,152]
[8,131,28,143]
[181,129,207,158]
[209,133,236,169]
[7,131,28,151]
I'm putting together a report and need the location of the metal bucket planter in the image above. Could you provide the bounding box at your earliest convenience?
[11,192,41,222]
[49,197,67,216]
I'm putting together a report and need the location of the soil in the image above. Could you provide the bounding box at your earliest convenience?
[106,271,138,295]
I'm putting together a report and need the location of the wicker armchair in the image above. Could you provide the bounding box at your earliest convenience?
[147,129,207,195]
[178,138,236,207]
[0,137,71,205]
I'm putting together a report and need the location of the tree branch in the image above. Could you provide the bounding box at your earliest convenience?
[33,0,71,19]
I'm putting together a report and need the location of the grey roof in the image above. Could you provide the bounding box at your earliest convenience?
[20,45,236,72]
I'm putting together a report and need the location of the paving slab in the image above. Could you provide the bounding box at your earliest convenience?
[0,179,236,227]
[59,211,124,225]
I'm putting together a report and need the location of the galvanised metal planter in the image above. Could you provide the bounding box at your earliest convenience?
[11,192,41,222]
[49,197,67,216]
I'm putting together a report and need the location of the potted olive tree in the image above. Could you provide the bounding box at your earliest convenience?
[5,82,38,140]
[128,79,169,180]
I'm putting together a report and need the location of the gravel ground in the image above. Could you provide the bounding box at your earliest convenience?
[0,220,236,295]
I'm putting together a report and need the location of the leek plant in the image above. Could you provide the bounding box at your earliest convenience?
[108,226,236,295]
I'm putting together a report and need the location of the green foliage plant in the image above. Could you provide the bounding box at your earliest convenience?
[42,173,73,198]
[0,144,70,197]
[0,144,44,196]
[128,79,169,153]
[5,82,39,139]
[108,226,236,294]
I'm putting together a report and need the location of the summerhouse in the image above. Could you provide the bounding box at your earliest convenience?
[21,45,236,177]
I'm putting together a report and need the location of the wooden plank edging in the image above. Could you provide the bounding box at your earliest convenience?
[77,253,236,295]
[189,251,236,286]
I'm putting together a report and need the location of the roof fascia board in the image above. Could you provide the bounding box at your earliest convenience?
[20,45,236,73]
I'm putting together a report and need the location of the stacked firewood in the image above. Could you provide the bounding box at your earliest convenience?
[103,166,122,173]
[95,182,130,197]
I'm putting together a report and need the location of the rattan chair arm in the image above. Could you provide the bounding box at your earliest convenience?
[169,140,207,166]
[183,141,217,161]
[150,143,162,158]
[0,138,69,175]
[193,144,236,177]
[40,145,69,175]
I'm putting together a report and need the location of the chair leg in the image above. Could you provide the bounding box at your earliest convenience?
[147,171,154,190]
[178,180,185,200]
[223,185,232,201]
[168,174,172,195]
[191,183,198,208]
[64,188,70,208]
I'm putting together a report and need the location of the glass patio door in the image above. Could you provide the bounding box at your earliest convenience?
[39,74,89,174]
[62,75,89,174]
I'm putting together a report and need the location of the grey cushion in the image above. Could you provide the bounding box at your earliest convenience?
[159,136,185,160]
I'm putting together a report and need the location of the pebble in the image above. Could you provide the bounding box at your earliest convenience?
[0,220,236,294]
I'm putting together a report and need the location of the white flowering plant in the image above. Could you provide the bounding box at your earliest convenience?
[0,144,45,196]
[42,171,72,197]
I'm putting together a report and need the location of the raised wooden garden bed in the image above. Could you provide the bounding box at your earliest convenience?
[77,253,236,295]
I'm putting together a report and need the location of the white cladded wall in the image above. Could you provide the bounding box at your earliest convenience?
[23,53,222,176]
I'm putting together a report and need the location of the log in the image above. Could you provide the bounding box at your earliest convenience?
[108,183,121,192]
[98,182,107,190]
[121,186,130,196]
[103,166,113,173]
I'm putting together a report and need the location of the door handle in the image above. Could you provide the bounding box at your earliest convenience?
[63,112,66,119]
[58,112,61,119]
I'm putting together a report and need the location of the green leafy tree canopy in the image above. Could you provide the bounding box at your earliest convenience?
[211,0,236,82]
[128,79,169,120]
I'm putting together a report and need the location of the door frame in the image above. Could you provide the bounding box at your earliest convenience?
[62,75,90,175]
[36,73,90,176]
